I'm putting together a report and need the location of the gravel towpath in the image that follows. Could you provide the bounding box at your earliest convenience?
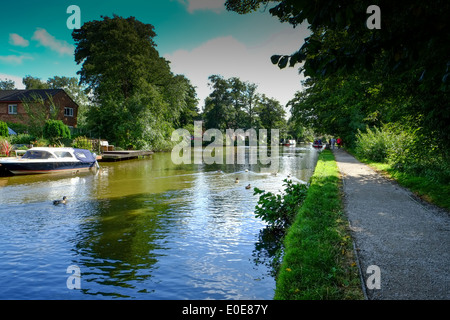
[333,149,449,300]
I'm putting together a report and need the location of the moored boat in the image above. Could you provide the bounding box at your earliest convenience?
[0,147,99,175]
[282,139,296,147]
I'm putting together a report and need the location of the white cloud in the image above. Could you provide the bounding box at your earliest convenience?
[0,54,33,65]
[177,0,226,13]
[32,28,74,56]
[0,73,26,89]
[9,33,29,47]
[164,27,306,109]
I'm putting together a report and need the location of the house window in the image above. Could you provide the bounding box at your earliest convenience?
[64,107,74,117]
[8,104,17,114]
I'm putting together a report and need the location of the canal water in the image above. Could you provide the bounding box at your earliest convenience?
[0,144,320,299]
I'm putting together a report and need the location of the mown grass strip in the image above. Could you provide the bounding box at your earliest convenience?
[274,150,363,300]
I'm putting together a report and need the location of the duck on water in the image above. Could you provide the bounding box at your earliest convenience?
[53,196,67,205]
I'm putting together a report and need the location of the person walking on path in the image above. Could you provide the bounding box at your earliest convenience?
[333,148,449,300]
[330,137,336,149]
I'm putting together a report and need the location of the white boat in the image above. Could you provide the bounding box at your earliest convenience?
[282,139,296,147]
[0,147,99,175]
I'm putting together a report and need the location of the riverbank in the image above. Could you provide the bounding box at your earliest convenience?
[274,150,364,299]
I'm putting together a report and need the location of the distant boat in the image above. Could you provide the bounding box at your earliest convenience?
[0,147,99,175]
[312,143,324,149]
[282,139,296,147]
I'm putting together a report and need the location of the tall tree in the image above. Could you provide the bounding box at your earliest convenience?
[73,15,165,99]
[72,15,198,149]
[242,82,259,129]
[203,75,234,130]
[0,79,15,90]
[226,0,450,148]
[22,76,49,89]
[256,94,287,133]
[203,75,286,133]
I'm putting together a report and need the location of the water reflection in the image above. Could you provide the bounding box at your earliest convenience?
[0,144,320,299]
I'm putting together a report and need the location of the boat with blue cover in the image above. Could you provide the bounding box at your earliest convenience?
[0,147,99,175]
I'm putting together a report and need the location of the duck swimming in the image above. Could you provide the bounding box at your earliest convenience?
[235,178,239,183]
[245,184,251,189]
[53,196,67,205]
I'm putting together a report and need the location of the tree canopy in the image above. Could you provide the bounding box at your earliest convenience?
[72,15,199,150]
[226,0,450,147]
[226,1,449,86]
[203,75,287,135]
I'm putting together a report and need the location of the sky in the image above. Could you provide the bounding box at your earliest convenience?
[0,0,311,109]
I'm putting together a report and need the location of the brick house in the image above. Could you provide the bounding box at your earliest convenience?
[0,89,78,128]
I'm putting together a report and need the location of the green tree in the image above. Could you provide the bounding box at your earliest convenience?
[73,14,164,99]
[22,76,49,89]
[226,0,450,149]
[177,76,200,129]
[0,79,15,90]
[256,94,286,131]
[242,82,259,129]
[203,75,286,134]
[203,75,234,130]
[227,1,449,85]
[72,15,198,149]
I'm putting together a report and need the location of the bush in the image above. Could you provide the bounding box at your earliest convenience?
[72,136,93,151]
[355,126,395,162]
[355,124,450,184]
[10,133,35,145]
[6,122,28,135]
[43,120,71,143]
[32,138,51,147]
[0,138,12,156]
[0,121,9,137]
[254,179,308,229]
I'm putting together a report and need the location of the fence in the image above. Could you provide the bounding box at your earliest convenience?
[72,136,114,154]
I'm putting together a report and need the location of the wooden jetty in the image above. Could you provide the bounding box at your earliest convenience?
[98,150,154,162]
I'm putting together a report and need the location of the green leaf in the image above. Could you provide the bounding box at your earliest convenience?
[271,55,281,65]
[278,56,289,69]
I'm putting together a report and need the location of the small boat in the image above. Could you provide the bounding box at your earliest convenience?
[0,147,99,175]
[312,140,325,149]
[282,139,296,147]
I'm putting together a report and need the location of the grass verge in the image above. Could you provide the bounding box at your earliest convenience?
[274,150,363,300]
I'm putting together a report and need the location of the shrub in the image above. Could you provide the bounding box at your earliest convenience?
[0,121,9,137]
[254,179,308,229]
[10,133,35,145]
[72,136,93,151]
[6,122,28,135]
[0,139,12,156]
[355,126,390,162]
[32,138,51,147]
[43,120,71,143]
[355,124,450,184]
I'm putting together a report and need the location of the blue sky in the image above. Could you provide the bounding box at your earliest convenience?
[0,0,310,107]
